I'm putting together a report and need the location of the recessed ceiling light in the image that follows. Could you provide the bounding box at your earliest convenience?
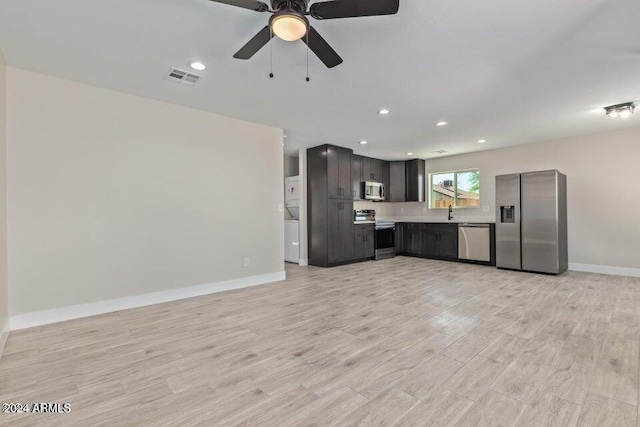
[360,140,368,145]
[189,62,206,71]
[477,139,486,143]
[406,152,413,156]
[377,109,390,115]
[436,121,448,126]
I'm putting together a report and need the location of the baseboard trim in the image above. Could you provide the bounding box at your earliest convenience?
[569,263,640,278]
[299,258,309,266]
[0,319,9,361]
[10,271,286,331]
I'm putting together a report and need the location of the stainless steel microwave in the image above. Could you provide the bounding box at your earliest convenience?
[364,181,385,201]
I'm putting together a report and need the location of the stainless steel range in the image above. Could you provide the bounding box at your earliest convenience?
[374,219,396,260]
[354,210,396,260]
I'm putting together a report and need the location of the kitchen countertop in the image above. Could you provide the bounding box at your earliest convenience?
[378,217,494,224]
[353,219,495,225]
[394,220,495,224]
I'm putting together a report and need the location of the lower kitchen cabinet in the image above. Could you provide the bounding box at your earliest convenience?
[395,223,407,253]
[396,222,458,261]
[354,224,375,259]
[438,226,458,259]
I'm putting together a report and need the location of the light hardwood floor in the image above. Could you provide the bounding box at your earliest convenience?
[1,257,639,426]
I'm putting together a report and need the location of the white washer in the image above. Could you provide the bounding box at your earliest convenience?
[284,220,300,263]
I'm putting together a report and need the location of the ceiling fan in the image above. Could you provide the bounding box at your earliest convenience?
[208,0,400,68]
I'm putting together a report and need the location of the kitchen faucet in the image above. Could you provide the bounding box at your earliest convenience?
[448,205,453,221]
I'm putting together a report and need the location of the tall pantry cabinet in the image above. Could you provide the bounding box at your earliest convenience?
[307,144,355,267]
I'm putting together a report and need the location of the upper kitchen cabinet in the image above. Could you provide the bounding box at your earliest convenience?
[406,159,426,202]
[362,157,384,182]
[325,145,353,200]
[352,155,363,200]
[388,161,406,202]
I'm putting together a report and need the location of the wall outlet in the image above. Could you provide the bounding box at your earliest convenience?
[277,203,283,213]
[482,205,490,213]
[243,258,250,267]
[400,207,405,213]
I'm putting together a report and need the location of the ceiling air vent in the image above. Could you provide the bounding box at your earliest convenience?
[164,68,202,86]
[431,150,448,154]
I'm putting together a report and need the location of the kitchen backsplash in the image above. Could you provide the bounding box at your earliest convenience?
[392,202,495,223]
[354,200,495,222]
[353,201,394,218]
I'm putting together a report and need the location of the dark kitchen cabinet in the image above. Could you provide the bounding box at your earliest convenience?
[382,161,390,196]
[388,161,406,202]
[395,223,405,253]
[438,226,458,259]
[327,200,355,263]
[326,145,353,200]
[396,222,458,261]
[354,224,375,259]
[409,224,424,255]
[406,159,426,202]
[362,157,384,182]
[307,144,356,267]
[352,155,363,200]
[422,225,441,257]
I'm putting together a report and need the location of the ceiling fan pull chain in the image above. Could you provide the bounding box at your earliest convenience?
[269,26,274,78]
[305,30,310,82]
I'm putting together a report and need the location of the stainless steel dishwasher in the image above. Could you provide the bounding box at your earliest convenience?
[458,223,491,262]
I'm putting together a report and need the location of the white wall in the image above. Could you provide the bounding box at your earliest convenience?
[284,154,299,178]
[0,52,8,355]
[392,126,640,271]
[6,68,284,320]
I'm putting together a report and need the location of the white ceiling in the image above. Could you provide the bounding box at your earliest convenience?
[1,0,639,159]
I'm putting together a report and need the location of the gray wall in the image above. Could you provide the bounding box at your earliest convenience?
[7,68,284,316]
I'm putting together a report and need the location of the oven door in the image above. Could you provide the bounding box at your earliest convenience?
[374,226,396,260]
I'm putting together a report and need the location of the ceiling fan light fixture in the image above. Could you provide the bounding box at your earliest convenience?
[605,102,635,118]
[270,10,308,42]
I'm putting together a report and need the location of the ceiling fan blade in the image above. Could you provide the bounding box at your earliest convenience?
[208,0,268,12]
[302,26,343,68]
[233,26,274,60]
[310,0,399,20]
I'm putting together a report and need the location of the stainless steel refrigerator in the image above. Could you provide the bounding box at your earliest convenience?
[495,170,568,274]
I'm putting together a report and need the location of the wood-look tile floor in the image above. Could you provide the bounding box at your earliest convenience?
[1,257,640,426]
